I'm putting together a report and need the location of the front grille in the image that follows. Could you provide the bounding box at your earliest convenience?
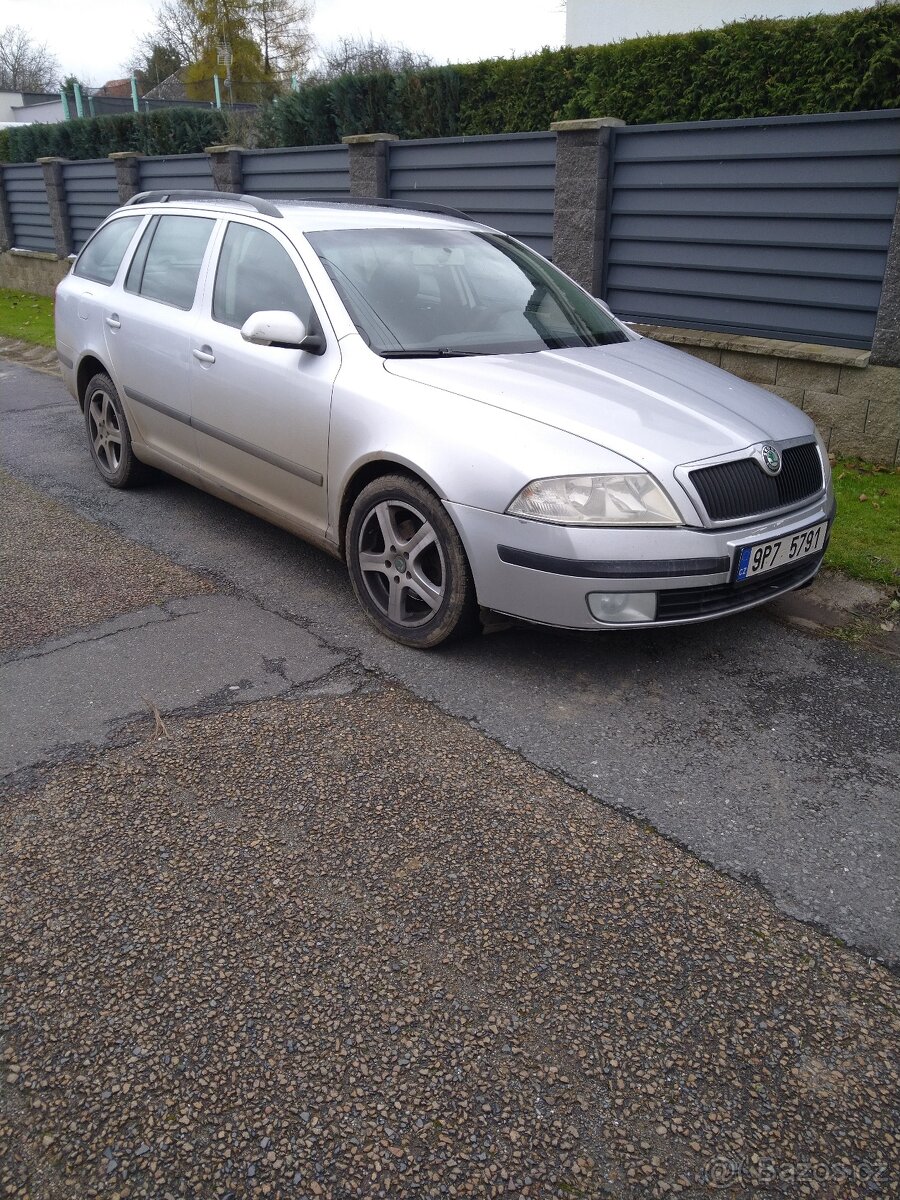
[689,441,823,522]
[655,555,823,622]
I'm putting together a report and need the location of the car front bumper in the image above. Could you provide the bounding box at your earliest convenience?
[446,492,836,631]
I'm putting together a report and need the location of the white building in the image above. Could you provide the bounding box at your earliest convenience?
[0,91,64,124]
[566,1,867,46]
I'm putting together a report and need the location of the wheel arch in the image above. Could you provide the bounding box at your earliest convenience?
[76,354,111,411]
[337,456,448,559]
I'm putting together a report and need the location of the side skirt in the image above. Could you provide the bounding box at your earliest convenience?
[131,440,343,562]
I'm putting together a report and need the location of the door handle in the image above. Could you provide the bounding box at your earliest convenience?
[192,347,216,364]
[105,314,121,329]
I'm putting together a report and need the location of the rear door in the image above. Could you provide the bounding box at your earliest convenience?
[190,218,339,539]
[104,211,218,469]
[60,214,146,382]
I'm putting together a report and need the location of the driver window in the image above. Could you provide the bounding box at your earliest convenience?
[213,222,314,329]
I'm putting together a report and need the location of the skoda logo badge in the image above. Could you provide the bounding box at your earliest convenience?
[761,444,781,475]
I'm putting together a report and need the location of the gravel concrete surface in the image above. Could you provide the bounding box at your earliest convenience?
[1,361,898,965]
[0,469,211,653]
[1,688,898,1200]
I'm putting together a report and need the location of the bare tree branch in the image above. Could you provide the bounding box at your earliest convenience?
[310,34,433,81]
[0,26,61,92]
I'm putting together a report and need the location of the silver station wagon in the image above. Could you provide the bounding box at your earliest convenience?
[55,191,835,647]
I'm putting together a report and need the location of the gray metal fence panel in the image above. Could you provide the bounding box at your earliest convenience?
[605,110,900,349]
[5,163,54,253]
[62,159,120,251]
[389,133,556,258]
[241,145,350,198]
[138,153,215,192]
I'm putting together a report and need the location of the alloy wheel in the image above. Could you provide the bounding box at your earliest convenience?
[87,389,123,475]
[356,499,446,628]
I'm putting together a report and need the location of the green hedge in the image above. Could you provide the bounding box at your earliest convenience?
[260,69,462,147]
[1,107,229,164]
[459,8,900,129]
[2,6,897,163]
[261,4,899,146]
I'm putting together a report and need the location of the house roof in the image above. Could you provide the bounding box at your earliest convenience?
[142,70,188,101]
[96,78,133,97]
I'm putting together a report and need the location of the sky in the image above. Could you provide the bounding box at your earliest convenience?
[6,0,567,89]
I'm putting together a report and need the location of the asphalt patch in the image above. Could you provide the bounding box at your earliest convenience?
[0,469,212,653]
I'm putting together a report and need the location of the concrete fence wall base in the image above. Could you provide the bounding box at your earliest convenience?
[636,325,900,465]
[0,249,71,296]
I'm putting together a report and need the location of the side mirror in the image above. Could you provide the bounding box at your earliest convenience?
[240,310,324,353]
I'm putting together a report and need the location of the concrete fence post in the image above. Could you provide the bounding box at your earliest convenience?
[0,165,13,252]
[550,117,625,296]
[341,133,398,199]
[36,157,73,259]
[206,145,245,193]
[871,186,900,368]
[108,152,144,203]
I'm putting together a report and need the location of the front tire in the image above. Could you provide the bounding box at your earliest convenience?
[84,372,147,488]
[346,475,477,648]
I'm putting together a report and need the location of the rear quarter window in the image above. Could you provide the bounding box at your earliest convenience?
[73,217,143,286]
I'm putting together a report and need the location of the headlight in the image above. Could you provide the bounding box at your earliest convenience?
[507,474,681,526]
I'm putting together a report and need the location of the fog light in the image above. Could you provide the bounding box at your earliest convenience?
[587,591,657,624]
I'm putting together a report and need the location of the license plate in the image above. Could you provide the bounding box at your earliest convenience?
[735,520,828,581]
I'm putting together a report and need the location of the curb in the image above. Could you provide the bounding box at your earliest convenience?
[0,337,60,375]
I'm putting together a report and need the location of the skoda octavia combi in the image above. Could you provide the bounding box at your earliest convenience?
[55,191,835,647]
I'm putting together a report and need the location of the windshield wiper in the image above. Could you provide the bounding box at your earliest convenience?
[380,348,487,359]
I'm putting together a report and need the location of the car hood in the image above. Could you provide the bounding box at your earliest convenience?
[383,336,814,472]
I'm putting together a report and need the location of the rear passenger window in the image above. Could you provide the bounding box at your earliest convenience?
[74,217,142,285]
[126,215,214,310]
[213,222,313,329]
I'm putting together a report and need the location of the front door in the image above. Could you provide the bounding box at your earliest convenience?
[190,218,339,539]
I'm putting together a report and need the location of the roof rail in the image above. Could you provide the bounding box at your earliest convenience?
[123,190,283,218]
[291,195,474,222]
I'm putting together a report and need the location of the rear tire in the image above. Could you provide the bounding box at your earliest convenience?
[84,372,147,488]
[346,475,477,648]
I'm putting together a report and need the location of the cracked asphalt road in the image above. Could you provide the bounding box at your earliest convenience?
[1,591,344,776]
[0,356,899,1197]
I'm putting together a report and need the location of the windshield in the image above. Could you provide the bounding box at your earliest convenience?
[305,227,629,357]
